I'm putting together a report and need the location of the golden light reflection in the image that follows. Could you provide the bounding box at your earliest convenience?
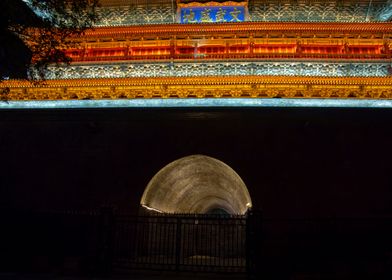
[140,155,252,215]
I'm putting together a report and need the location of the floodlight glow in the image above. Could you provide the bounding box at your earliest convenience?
[141,204,163,213]
[2,98,392,109]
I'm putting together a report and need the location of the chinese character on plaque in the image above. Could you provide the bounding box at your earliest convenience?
[178,1,247,24]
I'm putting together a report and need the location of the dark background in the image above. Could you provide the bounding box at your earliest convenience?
[1,107,392,218]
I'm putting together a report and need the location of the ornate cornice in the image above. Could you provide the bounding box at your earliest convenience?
[2,76,391,100]
[81,22,392,39]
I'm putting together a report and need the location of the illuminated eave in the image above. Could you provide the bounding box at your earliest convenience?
[80,22,392,39]
[5,76,392,88]
[2,76,392,101]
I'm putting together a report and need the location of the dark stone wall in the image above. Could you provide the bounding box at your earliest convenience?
[2,107,392,277]
[1,107,392,219]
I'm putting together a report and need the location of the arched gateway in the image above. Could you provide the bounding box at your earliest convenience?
[141,155,252,215]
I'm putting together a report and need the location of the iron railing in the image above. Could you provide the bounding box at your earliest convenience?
[113,214,248,272]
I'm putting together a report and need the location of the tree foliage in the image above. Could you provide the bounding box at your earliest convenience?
[0,0,99,80]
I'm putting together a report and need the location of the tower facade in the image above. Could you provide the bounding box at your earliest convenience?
[1,0,392,104]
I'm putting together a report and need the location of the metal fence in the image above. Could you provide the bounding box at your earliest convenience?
[3,209,392,277]
[113,214,248,272]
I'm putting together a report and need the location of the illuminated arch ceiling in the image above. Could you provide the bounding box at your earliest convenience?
[141,155,252,215]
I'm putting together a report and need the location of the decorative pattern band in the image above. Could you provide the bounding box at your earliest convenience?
[94,1,392,26]
[44,61,392,80]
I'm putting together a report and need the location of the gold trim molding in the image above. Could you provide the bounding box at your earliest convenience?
[2,76,392,100]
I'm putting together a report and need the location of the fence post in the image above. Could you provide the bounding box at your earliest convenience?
[99,206,115,275]
[175,216,182,271]
[246,209,263,280]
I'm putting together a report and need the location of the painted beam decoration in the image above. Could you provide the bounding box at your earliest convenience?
[378,0,392,21]
[179,2,247,23]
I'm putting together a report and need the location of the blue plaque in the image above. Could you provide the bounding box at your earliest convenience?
[180,6,245,23]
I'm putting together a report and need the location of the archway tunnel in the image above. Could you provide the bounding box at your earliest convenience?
[141,155,252,215]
